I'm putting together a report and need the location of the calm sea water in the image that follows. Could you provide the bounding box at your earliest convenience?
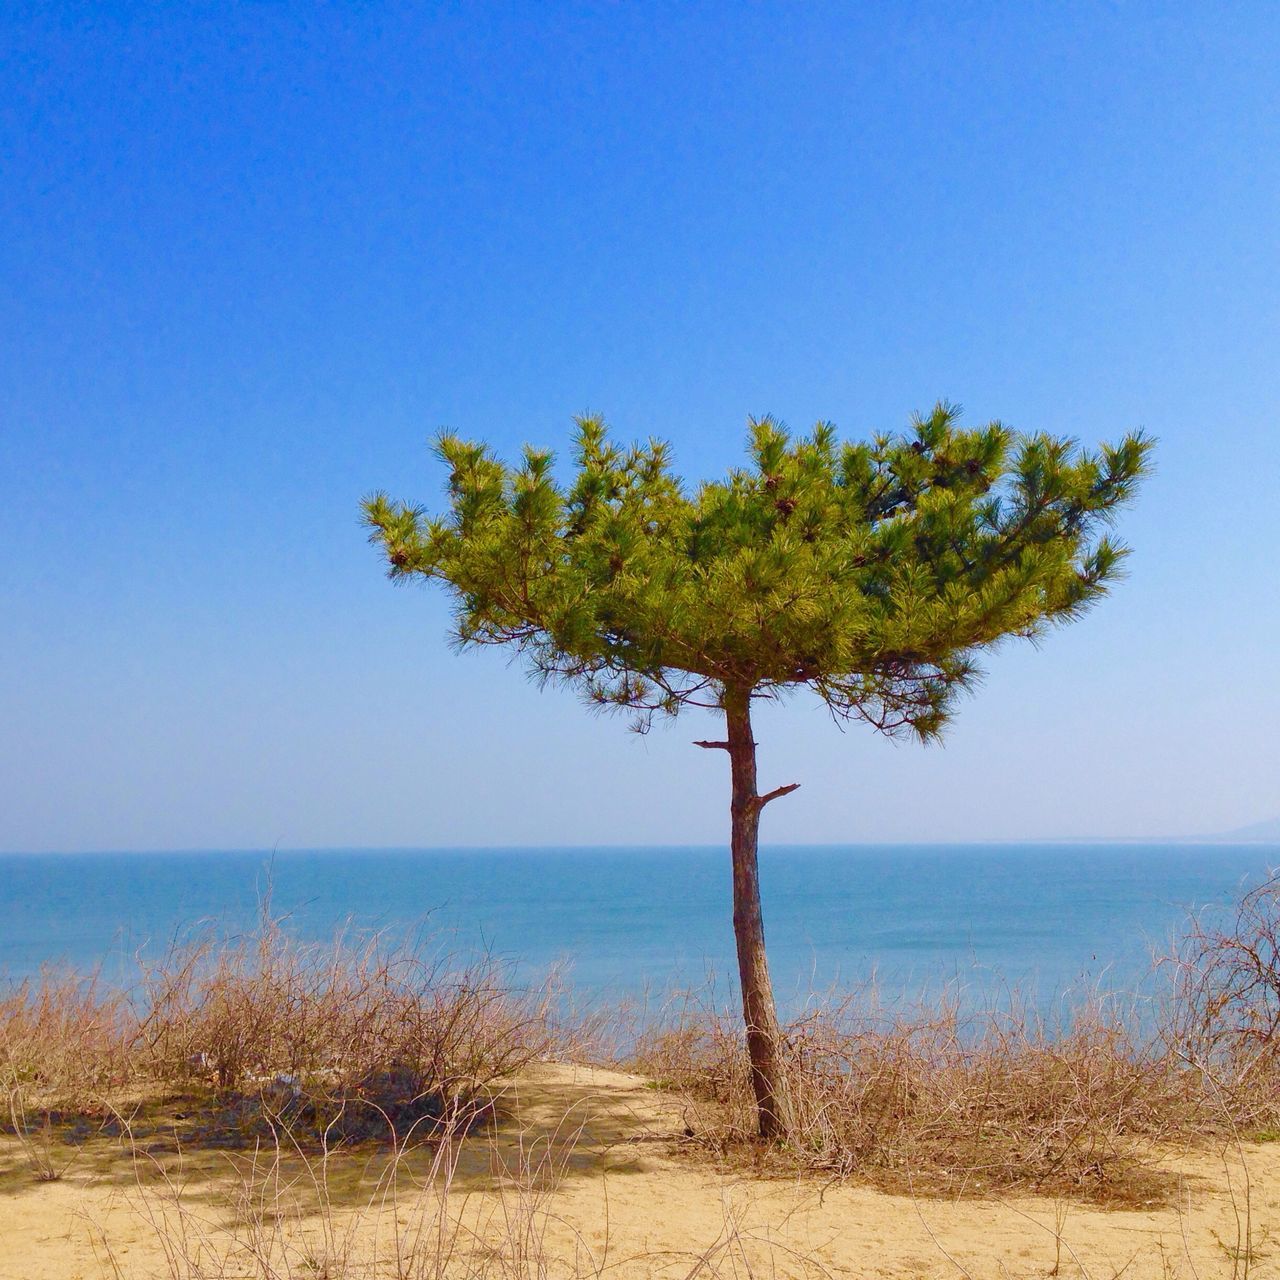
[1,845,1275,1012]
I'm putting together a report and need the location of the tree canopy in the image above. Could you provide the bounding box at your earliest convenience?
[363,403,1152,737]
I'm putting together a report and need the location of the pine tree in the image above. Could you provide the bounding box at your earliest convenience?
[363,403,1152,1139]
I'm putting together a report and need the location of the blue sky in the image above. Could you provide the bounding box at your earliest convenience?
[2,3,1277,852]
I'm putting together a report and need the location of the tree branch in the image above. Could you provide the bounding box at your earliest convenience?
[756,782,800,808]
[693,740,731,751]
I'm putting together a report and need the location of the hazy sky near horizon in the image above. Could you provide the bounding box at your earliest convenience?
[3,3,1278,853]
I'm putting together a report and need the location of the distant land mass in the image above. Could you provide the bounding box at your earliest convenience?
[1212,815,1280,843]
[1058,816,1280,845]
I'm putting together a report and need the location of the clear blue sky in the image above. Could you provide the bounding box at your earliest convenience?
[2,3,1277,853]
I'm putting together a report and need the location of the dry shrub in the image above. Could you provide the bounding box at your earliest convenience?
[0,966,133,1103]
[635,987,1203,1204]
[0,967,133,1178]
[1162,869,1280,1133]
[634,872,1280,1204]
[132,917,571,1143]
[1,917,574,1165]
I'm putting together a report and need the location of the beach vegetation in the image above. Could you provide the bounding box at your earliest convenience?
[1164,870,1280,1086]
[634,987,1199,1203]
[1,919,569,1158]
[2,876,1280,1222]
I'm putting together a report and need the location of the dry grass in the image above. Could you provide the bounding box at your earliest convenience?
[633,986,1214,1204]
[1161,870,1280,1134]
[0,965,134,1101]
[91,1110,606,1280]
[2,915,575,1164]
[133,916,574,1143]
[625,873,1280,1208]
[88,1100,838,1280]
[69,1068,1277,1280]
[0,966,134,1179]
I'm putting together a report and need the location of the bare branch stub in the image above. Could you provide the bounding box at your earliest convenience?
[757,782,801,809]
[693,740,731,751]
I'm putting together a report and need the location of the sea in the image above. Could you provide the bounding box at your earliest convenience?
[1,844,1276,1018]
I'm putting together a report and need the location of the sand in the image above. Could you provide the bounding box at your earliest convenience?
[2,1064,1277,1279]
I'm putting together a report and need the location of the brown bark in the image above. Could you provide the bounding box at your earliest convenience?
[722,685,796,1141]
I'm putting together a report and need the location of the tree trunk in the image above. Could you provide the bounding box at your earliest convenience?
[724,685,795,1141]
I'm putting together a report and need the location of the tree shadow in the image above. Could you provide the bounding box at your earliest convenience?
[0,1064,679,1212]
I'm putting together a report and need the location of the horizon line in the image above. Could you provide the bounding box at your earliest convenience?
[3,836,1278,857]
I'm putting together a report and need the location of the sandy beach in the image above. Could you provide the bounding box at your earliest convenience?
[2,1063,1276,1280]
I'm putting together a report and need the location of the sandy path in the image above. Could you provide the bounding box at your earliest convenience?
[1,1064,1277,1279]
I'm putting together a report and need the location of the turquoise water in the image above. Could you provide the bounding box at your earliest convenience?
[1,845,1275,1012]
